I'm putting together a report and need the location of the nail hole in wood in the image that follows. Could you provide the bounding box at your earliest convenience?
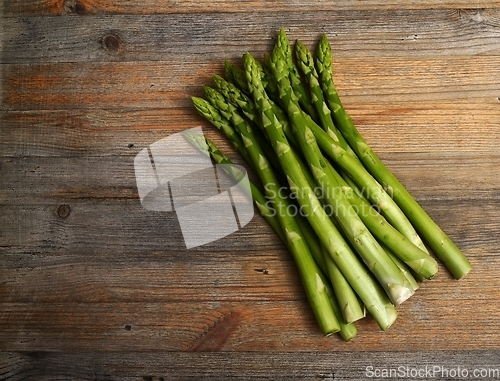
[255,268,269,275]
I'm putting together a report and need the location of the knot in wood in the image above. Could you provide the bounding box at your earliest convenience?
[102,34,123,54]
[64,0,87,15]
[57,204,71,218]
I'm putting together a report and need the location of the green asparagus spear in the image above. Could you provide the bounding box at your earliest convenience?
[336,174,438,279]
[269,30,425,257]
[194,92,436,280]
[290,218,359,340]
[316,33,472,279]
[191,96,255,168]
[275,29,317,119]
[383,244,420,291]
[294,40,355,158]
[292,96,429,257]
[270,44,416,305]
[293,211,366,323]
[323,275,359,341]
[203,137,365,338]
[212,74,299,148]
[262,53,282,102]
[244,51,397,330]
[225,58,272,94]
[205,83,283,174]
[204,136,287,244]
[210,75,327,204]
[320,244,366,323]
[199,83,341,335]
[204,136,359,339]
[224,61,237,88]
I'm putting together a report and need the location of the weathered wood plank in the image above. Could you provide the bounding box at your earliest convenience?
[1,350,500,381]
[2,104,500,157]
[0,242,495,302]
[0,283,499,352]
[0,253,302,303]
[1,190,498,257]
[0,108,233,157]
[3,0,500,16]
[0,189,496,269]
[0,200,283,255]
[2,10,500,64]
[2,56,500,111]
[2,152,499,202]
[1,147,498,259]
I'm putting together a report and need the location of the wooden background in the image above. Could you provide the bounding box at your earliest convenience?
[1,1,500,379]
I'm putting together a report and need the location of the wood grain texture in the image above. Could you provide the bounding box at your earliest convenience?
[3,0,500,16]
[1,1,500,379]
[2,105,500,157]
[2,10,500,64]
[2,351,499,380]
[3,56,500,111]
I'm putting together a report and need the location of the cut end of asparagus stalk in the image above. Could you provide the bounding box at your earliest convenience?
[448,257,473,280]
[343,303,365,325]
[367,307,398,332]
[388,283,415,306]
[368,304,399,332]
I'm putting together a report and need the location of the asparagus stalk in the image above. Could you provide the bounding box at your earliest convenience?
[205,82,283,173]
[294,211,366,323]
[270,44,416,305]
[294,96,429,257]
[244,51,397,330]
[201,135,365,335]
[316,34,472,279]
[294,214,363,332]
[290,218,359,340]
[191,96,254,169]
[294,40,355,158]
[204,136,287,244]
[334,172,438,279]
[204,136,359,339]
[212,74,299,148]
[202,84,324,247]
[320,244,366,323]
[211,74,327,204]
[269,30,425,256]
[262,53,282,102]
[194,82,437,280]
[275,29,318,120]
[323,275,358,341]
[224,58,273,96]
[200,83,341,335]
[315,146,438,279]
[292,210,360,339]
[212,73,343,207]
[271,35,437,278]
[224,61,238,89]
[382,244,420,291]
[213,73,259,124]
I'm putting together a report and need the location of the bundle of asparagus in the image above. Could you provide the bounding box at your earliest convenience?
[190,29,472,340]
